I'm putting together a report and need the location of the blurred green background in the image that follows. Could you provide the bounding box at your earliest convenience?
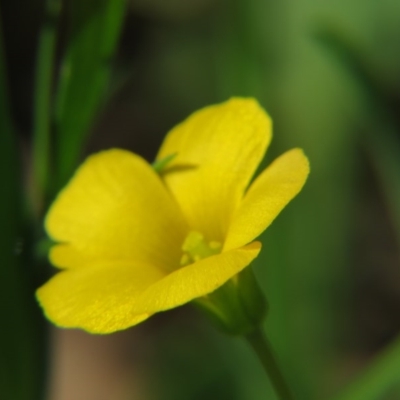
[2,0,400,399]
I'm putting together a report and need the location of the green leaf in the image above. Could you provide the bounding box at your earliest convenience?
[54,0,127,191]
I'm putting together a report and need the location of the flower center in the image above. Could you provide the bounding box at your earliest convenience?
[180,231,222,266]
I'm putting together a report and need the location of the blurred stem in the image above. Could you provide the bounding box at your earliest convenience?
[245,327,294,400]
[331,336,400,400]
[32,0,61,215]
[0,10,46,399]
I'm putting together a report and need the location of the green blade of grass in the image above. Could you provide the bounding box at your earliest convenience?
[0,14,43,400]
[331,336,400,400]
[53,0,126,191]
[32,0,61,215]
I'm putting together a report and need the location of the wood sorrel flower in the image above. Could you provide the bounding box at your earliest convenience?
[36,98,309,334]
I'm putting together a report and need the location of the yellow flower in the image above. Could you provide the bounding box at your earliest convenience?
[36,98,309,334]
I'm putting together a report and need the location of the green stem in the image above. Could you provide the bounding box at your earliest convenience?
[245,327,294,400]
[32,0,61,214]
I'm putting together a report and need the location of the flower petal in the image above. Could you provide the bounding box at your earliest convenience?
[131,242,261,314]
[36,244,260,334]
[36,261,164,333]
[156,98,271,242]
[46,149,188,272]
[224,149,310,251]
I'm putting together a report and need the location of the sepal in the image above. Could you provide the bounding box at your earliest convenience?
[194,266,267,335]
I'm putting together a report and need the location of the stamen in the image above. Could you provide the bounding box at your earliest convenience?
[180,231,222,266]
